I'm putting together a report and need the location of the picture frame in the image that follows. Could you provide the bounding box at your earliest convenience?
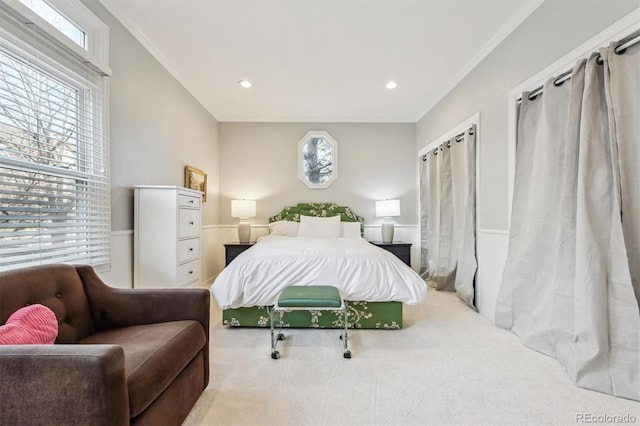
[184,165,207,202]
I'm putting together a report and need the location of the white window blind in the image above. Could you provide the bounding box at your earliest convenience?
[0,18,110,271]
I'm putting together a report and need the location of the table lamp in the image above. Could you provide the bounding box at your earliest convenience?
[375,199,400,243]
[231,199,256,243]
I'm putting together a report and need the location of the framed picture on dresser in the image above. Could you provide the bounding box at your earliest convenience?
[184,165,207,201]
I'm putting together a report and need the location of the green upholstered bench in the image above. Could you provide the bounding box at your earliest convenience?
[270,285,351,359]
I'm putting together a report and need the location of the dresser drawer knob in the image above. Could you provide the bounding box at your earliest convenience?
[189,248,194,252]
[189,200,194,204]
[189,221,194,225]
[189,270,194,275]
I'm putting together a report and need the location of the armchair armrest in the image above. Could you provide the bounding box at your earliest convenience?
[0,344,128,426]
[76,265,209,332]
[76,265,210,387]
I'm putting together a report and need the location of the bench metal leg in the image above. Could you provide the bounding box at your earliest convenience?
[343,302,351,359]
[270,309,284,359]
[270,308,278,359]
[270,302,352,359]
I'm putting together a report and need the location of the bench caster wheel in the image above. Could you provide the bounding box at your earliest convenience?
[271,351,280,360]
[277,333,285,341]
[343,350,351,359]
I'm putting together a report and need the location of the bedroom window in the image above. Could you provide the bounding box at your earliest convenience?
[19,0,86,48]
[298,131,338,189]
[0,1,110,271]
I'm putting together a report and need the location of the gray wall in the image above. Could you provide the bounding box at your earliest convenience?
[416,0,639,231]
[83,0,220,230]
[219,122,416,225]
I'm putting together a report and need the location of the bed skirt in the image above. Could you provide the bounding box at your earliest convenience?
[222,301,403,329]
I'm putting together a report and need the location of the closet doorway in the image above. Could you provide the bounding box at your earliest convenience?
[418,114,479,309]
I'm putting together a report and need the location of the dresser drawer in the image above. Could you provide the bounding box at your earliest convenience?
[178,193,201,208]
[178,238,200,264]
[178,208,200,238]
[177,259,200,286]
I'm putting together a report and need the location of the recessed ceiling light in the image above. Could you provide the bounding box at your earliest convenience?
[385,81,397,89]
[238,80,252,88]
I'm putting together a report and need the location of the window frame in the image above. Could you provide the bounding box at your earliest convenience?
[1,0,110,75]
[297,130,339,189]
[0,0,110,271]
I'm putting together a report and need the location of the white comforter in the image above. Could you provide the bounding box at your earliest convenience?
[211,236,427,309]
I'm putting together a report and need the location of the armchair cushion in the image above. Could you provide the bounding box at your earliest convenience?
[0,304,58,345]
[79,320,206,418]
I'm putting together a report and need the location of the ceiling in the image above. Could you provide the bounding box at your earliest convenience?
[99,0,542,122]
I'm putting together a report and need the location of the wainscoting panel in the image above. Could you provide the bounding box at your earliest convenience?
[97,225,506,321]
[476,229,509,321]
[372,226,509,321]
[99,225,422,290]
[98,231,133,289]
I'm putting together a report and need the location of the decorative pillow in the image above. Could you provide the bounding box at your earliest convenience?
[0,304,58,345]
[297,215,341,239]
[268,220,299,237]
[341,221,362,238]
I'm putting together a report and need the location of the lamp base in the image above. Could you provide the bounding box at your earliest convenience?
[381,221,394,243]
[238,220,251,243]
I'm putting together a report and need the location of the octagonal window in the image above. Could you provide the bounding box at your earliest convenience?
[298,131,338,189]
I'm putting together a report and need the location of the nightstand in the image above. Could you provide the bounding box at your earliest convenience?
[224,243,255,266]
[370,241,412,267]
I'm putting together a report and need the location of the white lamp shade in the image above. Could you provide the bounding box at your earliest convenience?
[375,199,400,217]
[231,199,256,218]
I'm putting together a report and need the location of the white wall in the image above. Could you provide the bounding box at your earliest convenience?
[86,0,639,297]
[219,122,417,226]
[83,0,221,232]
[82,0,220,287]
[416,0,639,318]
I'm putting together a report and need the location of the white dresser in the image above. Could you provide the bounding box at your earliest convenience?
[133,186,202,288]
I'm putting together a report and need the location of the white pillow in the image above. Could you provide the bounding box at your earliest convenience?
[341,221,362,238]
[268,220,299,237]
[298,215,341,239]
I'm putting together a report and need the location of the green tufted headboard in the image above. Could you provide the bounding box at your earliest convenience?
[268,203,364,234]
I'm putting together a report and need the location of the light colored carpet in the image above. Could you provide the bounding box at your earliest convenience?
[184,290,639,425]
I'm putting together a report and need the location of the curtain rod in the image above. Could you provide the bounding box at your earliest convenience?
[517,29,640,103]
[421,126,475,160]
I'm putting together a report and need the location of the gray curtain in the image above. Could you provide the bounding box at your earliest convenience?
[420,127,476,308]
[496,39,640,401]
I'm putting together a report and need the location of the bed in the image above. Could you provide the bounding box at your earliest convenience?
[210,203,427,329]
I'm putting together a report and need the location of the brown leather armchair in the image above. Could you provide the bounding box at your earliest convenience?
[0,264,210,426]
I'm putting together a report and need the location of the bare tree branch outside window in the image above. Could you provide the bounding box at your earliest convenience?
[302,137,333,184]
[0,48,82,251]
